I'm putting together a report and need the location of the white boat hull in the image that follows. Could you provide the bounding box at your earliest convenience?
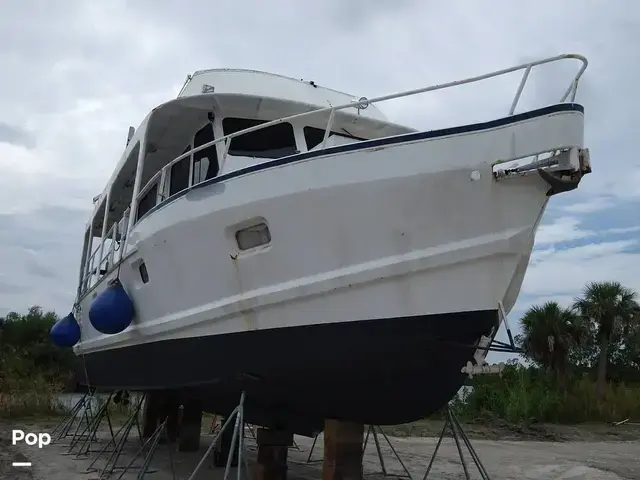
[73,103,586,431]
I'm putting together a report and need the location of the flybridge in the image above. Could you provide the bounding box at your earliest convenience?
[174,68,391,123]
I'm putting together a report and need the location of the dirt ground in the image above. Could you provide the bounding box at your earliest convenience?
[385,417,640,443]
[1,417,639,479]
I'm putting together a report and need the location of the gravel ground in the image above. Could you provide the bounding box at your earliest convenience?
[1,418,639,479]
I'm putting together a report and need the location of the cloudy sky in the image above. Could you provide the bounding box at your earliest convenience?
[1,0,639,348]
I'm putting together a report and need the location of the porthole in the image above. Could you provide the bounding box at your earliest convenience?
[139,262,149,284]
[235,222,271,251]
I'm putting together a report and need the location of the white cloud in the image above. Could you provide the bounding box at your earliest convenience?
[533,216,596,245]
[607,226,640,235]
[557,196,618,214]
[499,237,640,363]
[517,239,640,312]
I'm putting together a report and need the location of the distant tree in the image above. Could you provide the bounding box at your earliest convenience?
[0,305,76,383]
[516,301,586,382]
[572,281,640,400]
[606,322,640,384]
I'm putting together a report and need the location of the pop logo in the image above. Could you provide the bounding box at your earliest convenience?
[12,430,51,449]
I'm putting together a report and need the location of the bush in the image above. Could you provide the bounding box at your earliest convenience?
[451,363,640,424]
[0,376,66,418]
[0,306,76,417]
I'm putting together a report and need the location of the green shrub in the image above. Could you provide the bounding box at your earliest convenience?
[451,363,640,424]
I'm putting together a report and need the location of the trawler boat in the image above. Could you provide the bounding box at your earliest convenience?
[54,54,591,435]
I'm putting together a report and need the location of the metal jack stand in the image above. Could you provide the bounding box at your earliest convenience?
[52,392,90,440]
[243,422,258,450]
[187,391,250,480]
[289,435,301,452]
[422,407,491,480]
[114,417,176,480]
[305,433,322,464]
[65,392,116,457]
[53,392,97,445]
[363,425,413,479]
[85,394,146,479]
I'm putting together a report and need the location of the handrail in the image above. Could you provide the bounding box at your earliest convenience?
[136,170,162,201]
[79,208,131,294]
[138,53,588,204]
[97,221,118,266]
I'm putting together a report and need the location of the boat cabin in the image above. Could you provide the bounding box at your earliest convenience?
[76,69,414,298]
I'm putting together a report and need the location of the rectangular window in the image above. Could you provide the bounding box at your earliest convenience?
[193,156,210,184]
[223,118,297,159]
[193,123,218,184]
[169,156,190,196]
[303,126,365,150]
[136,183,158,221]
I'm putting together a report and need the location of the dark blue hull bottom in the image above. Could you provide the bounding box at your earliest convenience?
[75,310,498,435]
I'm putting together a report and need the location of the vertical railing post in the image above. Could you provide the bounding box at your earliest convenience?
[124,131,148,256]
[110,223,118,266]
[97,190,111,272]
[321,108,336,149]
[122,208,130,244]
[83,218,95,290]
[508,65,532,115]
[187,149,194,187]
[222,137,231,163]
[76,227,91,297]
[569,78,579,102]
[159,168,168,202]
[85,251,94,289]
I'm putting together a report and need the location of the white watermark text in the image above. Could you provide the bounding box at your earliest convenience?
[12,429,51,449]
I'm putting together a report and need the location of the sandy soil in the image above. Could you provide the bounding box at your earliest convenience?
[1,417,639,479]
[385,418,640,443]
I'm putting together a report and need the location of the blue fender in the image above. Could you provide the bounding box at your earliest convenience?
[50,312,81,347]
[89,278,135,335]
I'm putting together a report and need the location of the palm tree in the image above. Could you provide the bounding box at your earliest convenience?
[572,281,640,400]
[516,301,586,382]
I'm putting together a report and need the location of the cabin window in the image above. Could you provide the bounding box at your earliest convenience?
[193,157,210,184]
[169,150,190,197]
[193,123,219,184]
[137,183,158,221]
[303,126,365,150]
[223,118,296,159]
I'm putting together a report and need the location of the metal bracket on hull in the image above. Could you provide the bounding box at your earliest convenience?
[461,361,507,379]
[472,301,521,366]
[493,147,592,197]
[497,301,515,348]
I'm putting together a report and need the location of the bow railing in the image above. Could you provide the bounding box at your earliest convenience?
[134,54,587,215]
